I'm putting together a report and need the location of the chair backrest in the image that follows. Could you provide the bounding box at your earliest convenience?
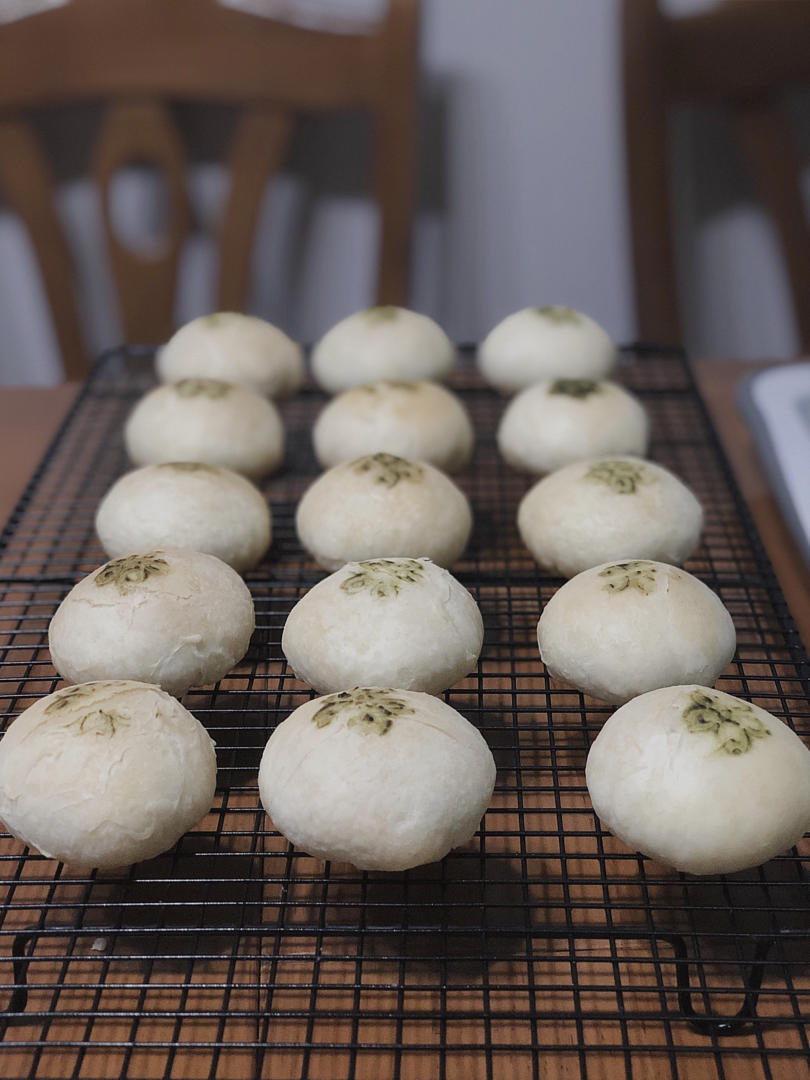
[622,0,810,351]
[0,0,419,379]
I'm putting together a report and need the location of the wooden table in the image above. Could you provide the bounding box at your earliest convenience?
[0,382,79,527]
[2,360,809,649]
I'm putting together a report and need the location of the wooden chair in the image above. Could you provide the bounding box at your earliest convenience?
[622,0,810,350]
[0,0,419,378]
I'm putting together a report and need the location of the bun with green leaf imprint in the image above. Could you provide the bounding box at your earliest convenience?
[586,684,810,875]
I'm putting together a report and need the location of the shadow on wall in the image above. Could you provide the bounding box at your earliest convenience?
[0,88,450,384]
[672,90,810,360]
[247,79,449,337]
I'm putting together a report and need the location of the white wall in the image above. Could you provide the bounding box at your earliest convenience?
[413,0,633,347]
[0,0,803,384]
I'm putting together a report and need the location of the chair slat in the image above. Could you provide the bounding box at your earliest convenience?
[217,105,294,314]
[0,116,86,378]
[92,99,189,344]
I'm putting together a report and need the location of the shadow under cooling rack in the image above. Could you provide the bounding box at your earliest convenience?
[0,345,808,1080]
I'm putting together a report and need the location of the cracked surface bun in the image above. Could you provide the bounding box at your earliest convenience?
[537,560,736,705]
[0,681,216,869]
[259,688,496,871]
[313,380,474,473]
[311,307,455,394]
[124,378,284,479]
[497,378,649,475]
[282,557,483,694]
[95,463,272,573]
[157,312,304,398]
[49,548,255,697]
[296,453,472,570]
[478,306,617,393]
[517,457,703,577]
[586,685,810,875]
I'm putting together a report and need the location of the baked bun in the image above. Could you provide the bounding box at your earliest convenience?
[537,560,736,704]
[282,557,483,694]
[311,307,455,394]
[49,548,255,696]
[586,685,810,874]
[157,312,304,398]
[0,681,216,869]
[478,306,617,393]
[95,463,271,573]
[313,380,474,473]
[296,453,472,570]
[517,457,703,577]
[124,378,284,479]
[258,688,496,870]
[497,378,648,475]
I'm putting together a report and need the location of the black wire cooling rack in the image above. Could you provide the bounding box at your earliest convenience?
[0,345,809,1080]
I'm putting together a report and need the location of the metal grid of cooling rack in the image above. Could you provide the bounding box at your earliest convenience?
[0,345,809,1080]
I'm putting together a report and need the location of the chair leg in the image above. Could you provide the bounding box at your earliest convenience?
[373,0,419,307]
[623,0,682,347]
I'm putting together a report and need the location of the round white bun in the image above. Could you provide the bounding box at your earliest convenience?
[259,687,496,871]
[49,548,255,697]
[157,312,304,398]
[313,380,474,473]
[586,685,810,875]
[478,306,617,393]
[518,457,703,578]
[0,681,216,869]
[296,453,472,571]
[124,378,284,479]
[537,560,736,704]
[282,557,483,694]
[311,307,455,394]
[95,463,271,573]
[497,378,649,475]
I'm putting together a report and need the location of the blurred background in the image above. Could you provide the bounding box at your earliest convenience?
[1,0,808,385]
